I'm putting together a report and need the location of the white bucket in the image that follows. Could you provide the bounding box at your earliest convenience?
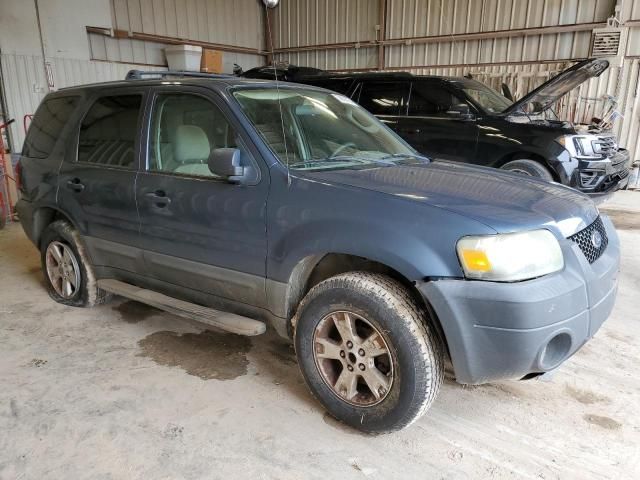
[165,45,202,72]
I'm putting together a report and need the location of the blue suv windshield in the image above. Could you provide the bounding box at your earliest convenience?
[233,88,425,171]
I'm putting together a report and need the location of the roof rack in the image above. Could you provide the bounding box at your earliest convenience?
[124,69,233,80]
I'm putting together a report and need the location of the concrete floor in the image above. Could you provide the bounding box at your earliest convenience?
[1,191,639,480]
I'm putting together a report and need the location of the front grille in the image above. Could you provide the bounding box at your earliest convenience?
[569,216,608,264]
[592,135,618,158]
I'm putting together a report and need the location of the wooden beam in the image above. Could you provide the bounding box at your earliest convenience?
[86,26,267,56]
[272,21,607,55]
[383,21,607,46]
[383,58,582,70]
[273,40,377,54]
[327,58,583,74]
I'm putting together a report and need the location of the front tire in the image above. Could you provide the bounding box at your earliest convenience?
[40,220,111,307]
[501,159,554,181]
[294,272,444,433]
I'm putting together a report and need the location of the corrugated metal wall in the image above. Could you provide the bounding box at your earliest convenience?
[275,47,379,71]
[0,0,268,151]
[272,0,379,69]
[0,54,164,149]
[618,58,640,163]
[112,0,263,48]
[385,0,613,67]
[272,0,616,68]
[90,0,265,71]
[274,0,378,47]
[271,0,640,163]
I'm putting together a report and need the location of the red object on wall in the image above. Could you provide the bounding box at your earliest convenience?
[0,118,17,227]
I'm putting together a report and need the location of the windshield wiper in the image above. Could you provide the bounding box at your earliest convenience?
[287,156,371,168]
[325,154,423,166]
[288,154,429,169]
[379,153,431,162]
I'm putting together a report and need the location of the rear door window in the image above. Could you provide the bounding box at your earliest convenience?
[357,82,410,116]
[408,81,460,116]
[22,96,79,158]
[77,95,142,168]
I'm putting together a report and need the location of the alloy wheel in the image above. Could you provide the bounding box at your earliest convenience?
[45,241,81,299]
[312,310,394,406]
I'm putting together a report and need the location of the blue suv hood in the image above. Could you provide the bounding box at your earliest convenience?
[300,160,598,237]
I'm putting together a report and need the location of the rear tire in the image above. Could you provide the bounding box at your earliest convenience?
[294,272,444,433]
[40,220,111,307]
[501,159,554,181]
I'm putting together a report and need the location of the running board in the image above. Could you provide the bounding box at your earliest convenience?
[97,279,266,336]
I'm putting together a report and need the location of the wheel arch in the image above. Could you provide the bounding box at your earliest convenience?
[282,252,450,357]
[32,206,79,248]
[496,151,559,181]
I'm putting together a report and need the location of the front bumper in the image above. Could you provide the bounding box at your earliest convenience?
[420,215,620,384]
[569,149,631,197]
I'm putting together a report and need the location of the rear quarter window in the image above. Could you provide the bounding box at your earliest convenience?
[22,96,79,159]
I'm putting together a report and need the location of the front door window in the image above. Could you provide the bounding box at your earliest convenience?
[148,94,237,178]
[408,82,460,117]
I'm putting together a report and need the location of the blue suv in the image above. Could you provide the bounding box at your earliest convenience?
[16,71,620,433]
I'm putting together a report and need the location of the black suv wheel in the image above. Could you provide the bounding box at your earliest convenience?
[294,272,444,433]
[501,159,554,181]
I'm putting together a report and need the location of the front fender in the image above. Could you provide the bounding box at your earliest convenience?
[477,118,569,170]
[270,218,453,283]
[266,172,495,285]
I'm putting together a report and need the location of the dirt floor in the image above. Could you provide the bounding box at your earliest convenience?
[1,191,639,479]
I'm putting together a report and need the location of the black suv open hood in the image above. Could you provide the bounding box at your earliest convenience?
[502,58,609,116]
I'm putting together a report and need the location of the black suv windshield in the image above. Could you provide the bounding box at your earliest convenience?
[233,88,424,171]
[462,82,512,114]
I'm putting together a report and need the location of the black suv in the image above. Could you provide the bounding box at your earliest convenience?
[16,72,619,433]
[243,59,631,196]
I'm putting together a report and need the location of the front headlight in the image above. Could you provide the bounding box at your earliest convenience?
[456,230,564,282]
[556,135,600,159]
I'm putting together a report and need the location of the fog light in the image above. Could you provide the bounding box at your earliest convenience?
[540,333,572,369]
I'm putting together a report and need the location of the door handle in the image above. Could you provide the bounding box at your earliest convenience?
[145,190,171,207]
[66,178,85,192]
[407,128,421,134]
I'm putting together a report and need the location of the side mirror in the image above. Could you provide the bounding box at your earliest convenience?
[530,101,544,113]
[446,103,475,120]
[501,83,514,101]
[208,148,248,183]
